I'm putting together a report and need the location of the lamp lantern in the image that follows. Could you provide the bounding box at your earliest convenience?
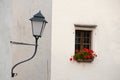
[30,11,47,38]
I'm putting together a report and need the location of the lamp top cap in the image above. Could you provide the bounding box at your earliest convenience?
[34,11,45,18]
[30,11,47,23]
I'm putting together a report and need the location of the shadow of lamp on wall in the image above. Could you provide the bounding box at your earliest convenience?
[10,11,48,77]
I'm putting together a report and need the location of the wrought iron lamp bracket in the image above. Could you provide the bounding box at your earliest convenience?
[11,36,39,77]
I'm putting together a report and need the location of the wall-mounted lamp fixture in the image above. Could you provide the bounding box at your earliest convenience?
[11,11,47,77]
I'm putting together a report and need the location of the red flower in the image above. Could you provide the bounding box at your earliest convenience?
[70,57,73,61]
[75,49,79,53]
[84,55,92,59]
[88,50,94,54]
[87,56,91,59]
[83,48,89,52]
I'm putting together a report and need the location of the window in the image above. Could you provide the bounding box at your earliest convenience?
[74,24,97,51]
[75,30,91,50]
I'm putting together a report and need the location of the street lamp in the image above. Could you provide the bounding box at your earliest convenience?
[11,11,47,77]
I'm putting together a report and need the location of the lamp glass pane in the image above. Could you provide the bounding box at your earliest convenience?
[40,22,46,37]
[32,21,43,36]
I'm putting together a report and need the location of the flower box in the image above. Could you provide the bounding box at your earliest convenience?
[76,58,94,62]
[70,48,97,63]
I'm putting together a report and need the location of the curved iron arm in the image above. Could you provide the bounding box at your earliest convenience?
[11,37,39,77]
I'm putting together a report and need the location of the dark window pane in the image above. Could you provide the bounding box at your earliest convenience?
[76,30,81,37]
[84,31,90,38]
[75,44,80,50]
[75,38,80,43]
[84,38,89,43]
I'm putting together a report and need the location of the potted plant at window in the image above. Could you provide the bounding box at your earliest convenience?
[70,48,97,62]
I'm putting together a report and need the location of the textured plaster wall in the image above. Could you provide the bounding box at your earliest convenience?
[11,0,51,80]
[51,0,120,80]
[0,0,12,80]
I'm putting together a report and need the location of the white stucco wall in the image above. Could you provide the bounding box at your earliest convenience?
[11,0,51,80]
[0,0,12,80]
[51,0,120,80]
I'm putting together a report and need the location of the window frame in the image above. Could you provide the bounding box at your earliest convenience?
[74,24,97,50]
